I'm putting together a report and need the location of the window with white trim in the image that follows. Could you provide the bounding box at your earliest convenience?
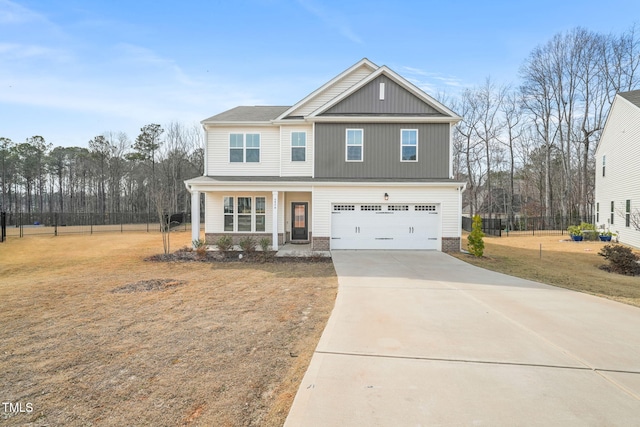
[291,132,306,162]
[401,129,418,161]
[596,202,599,223]
[346,129,363,162]
[602,155,606,177]
[229,133,260,163]
[611,201,615,225]
[626,200,631,228]
[223,196,267,232]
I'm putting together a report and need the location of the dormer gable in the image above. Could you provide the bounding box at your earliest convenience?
[309,66,460,121]
[276,58,378,120]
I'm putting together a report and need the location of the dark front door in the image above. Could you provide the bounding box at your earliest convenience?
[291,202,308,240]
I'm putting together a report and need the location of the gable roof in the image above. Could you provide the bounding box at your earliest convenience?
[619,89,640,108]
[276,58,379,120]
[202,106,289,124]
[308,65,460,121]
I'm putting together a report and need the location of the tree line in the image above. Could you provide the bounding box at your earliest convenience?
[0,122,203,217]
[451,25,639,227]
[1,26,638,229]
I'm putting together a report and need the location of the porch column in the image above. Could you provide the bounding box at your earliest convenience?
[191,190,200,246]
[272,191,279,250]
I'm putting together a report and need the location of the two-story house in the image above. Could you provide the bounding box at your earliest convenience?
[595,89,640,248]
[185,58,465,251]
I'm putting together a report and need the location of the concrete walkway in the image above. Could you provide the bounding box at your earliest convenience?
[285,251,640,426]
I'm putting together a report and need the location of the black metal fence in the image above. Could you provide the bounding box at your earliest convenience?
[1,212,6,242]
[1,212,196,238]
[462,216,596,237]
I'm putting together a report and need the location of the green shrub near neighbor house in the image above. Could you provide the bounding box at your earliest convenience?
[598,244,640,275]
[239,236,257,253]
[216,235,234,257]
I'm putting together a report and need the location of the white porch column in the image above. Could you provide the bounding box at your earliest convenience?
[191,190,200,246]
[272,191,279,250]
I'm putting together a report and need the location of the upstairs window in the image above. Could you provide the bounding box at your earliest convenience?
[602,155,606,177]
[291,132,306,162]
[401,129,418,161]
[229,133,260,163]
[596,202,599,223]
[346,129,363,162]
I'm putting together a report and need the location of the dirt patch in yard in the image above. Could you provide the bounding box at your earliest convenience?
[0,232,337,426]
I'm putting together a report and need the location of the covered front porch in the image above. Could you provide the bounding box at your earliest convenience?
[185,176,315,251]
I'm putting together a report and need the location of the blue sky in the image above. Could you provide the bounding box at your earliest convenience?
[1,0,639,147]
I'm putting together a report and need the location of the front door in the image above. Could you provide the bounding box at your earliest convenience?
[291,202,308,240]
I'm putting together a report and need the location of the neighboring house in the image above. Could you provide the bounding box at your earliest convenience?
[595,89,640,248]
[185,58,465,251]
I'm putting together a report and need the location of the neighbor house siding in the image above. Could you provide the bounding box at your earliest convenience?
[314,123,450,178]
[595,95,640,248]
[280,124,314,177]
[287,64,375,117]
[311,185,461,240]
[206,126,280,176]
[323,75,441,115]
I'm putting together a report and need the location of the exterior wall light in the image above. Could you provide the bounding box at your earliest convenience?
[384,193,389,201]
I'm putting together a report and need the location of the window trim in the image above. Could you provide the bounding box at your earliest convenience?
[229,133,261,163]
[345,128,364,162]
[291,131,306,162]
[626,199,631,228]
[400,129,418,162]
[611,201,615,225]
[222,195,267,232]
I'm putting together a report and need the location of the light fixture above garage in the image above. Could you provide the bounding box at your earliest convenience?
[384,193,389,201]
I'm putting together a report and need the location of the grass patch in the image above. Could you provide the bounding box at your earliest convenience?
[0,232,337,426]
[452,234,640,307]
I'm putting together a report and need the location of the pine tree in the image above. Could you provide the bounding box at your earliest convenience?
[468,215,485,257]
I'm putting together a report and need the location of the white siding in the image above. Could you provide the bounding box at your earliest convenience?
[207,126,280,176]
[595,96,640,248]
[312,185,461,239]
[280,125,314,177]
[288,65,374,117]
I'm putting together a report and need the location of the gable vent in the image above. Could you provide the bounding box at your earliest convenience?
[379,82,385,100]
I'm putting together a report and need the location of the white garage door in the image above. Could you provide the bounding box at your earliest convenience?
[330,204,441,250]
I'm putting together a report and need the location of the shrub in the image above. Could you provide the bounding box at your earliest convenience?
[259,237,271,252]
[192,239,207,258]
[580,222,598,241]
[567,225,582,237]
[216,235,234,257]
[238,236,257,253]
[467,215,485,257]
[598,244,640,275]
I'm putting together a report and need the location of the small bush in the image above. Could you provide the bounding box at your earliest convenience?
[192,239,207,258]
[580,222,598,241]
[598,244,640,275]
[239,236,257,253]
[467,215,485,257]
[216,235,234,257]
[259,237,271,252]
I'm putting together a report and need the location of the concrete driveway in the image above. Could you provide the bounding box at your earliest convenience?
[285,251,640,426]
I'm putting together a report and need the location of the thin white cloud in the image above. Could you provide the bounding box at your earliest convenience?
[113,43,198,87]
[296,0,363,44]
[401,65,466,95]
[0,42,71,61]
[0,0,43,24]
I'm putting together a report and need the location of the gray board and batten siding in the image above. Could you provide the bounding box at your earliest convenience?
[314,122,450,179]
[323,75,445,116]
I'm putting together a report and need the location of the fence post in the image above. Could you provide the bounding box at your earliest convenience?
[54,213,58,236]
[1,212,5,242]
[90,213,93,235]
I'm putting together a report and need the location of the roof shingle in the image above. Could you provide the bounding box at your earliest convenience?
[619,89,640,108]
[202,106,290,123]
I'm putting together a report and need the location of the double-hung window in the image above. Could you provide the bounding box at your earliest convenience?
[346,129,363,162]
[611,201,615,225]
[401,129,418,161]
[223,196,266,232]
[229,133,260,163]
[291,132,306,162]
[626,200,631,227]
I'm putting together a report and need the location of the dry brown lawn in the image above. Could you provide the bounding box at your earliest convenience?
[0,231,338,426]
[454,233,640,307]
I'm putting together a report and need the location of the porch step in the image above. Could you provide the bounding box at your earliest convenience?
[289,240,310,245]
